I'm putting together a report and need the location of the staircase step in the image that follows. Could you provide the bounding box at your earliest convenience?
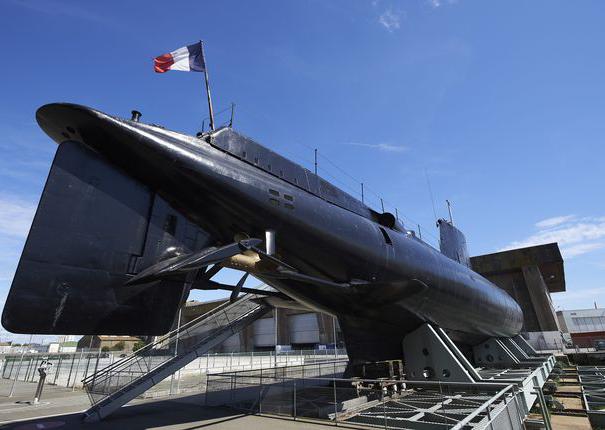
[81,293,271,422]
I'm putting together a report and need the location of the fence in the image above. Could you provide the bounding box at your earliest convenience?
[206,362,526,429]
[1,350,105,390]
[1,348,347,396]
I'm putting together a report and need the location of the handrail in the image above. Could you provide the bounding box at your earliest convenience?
[452,384,516,429]
[82,288,268,385]
[84,304,267,404]
[82,302,264,391]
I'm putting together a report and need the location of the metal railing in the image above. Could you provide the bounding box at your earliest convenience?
[206,363,527,429]
[81,292,265,405]
[1,348,348,398]
[1,350,109,390]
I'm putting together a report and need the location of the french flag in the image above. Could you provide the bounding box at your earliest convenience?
[154,42,206,73]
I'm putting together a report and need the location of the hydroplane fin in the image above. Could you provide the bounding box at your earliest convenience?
[125,238,262,285]
[230,272,249,302]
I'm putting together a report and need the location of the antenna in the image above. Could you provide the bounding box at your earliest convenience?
[446,199,454,225]
[361,183,364,204]
[314,149,318,175]
[229,102,235,128]
[380,198,385,212]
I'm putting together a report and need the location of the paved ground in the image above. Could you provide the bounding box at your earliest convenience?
[0,379,91,424]
[0,379,338,430]
[528,413,593,430]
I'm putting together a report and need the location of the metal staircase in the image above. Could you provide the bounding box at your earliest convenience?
[81,291,271,422]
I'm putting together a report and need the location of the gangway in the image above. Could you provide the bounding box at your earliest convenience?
[81,291,271,422]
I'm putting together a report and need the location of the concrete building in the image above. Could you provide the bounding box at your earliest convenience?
[59,341,78,353]
[78,335,142,352]
[0,342,12,354]
[29,343,50,353]
[182,299,343,353]
[557,307,605,347]
[471,243,566,349]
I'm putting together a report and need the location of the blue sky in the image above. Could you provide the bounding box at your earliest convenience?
[1,0,605,343]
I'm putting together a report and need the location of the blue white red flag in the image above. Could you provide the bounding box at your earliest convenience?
[154,42,206,73]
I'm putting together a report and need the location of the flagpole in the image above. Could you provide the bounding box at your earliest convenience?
[200,40,215,131]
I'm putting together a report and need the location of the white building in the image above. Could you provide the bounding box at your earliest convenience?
[557,307,605,347]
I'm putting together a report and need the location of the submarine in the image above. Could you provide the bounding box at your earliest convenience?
[1,103,523,364]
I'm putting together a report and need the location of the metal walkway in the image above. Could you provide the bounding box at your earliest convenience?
[81,292,271,422]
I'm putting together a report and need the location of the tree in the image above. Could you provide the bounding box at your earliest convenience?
[133,340,146,351]
[111,341,125,351]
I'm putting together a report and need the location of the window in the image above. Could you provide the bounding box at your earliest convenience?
[571,316,605,330]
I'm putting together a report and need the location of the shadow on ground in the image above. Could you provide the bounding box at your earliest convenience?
[2,394,244,430]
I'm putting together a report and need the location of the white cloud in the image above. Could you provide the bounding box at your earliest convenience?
[535,214,576,229]
[563,242,605,258]
[428,0,458,8]
[0,195,36,238]
[378,9,401,32]
[344,142,408,153]
[502,215,605,258]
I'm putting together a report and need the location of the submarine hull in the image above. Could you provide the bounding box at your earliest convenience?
[2,103,523,362]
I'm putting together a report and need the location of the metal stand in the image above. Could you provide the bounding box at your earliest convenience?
[33,360,52,405]
[402,322,556,426]
[402,323,477,383]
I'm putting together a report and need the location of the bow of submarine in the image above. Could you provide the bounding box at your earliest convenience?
[35,103,524,363]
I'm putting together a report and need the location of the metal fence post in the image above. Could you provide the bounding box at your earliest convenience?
[293,380,297,420]
[66,354,76,389]
[259,369,263,415]
[333,377,338,425]
[53,355,63,385]
[383,389,387,430]
[8,335,32,397]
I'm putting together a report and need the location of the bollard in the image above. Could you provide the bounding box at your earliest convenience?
[33,360,52,404]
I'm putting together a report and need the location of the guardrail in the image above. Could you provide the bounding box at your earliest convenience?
[205,361,527,429]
